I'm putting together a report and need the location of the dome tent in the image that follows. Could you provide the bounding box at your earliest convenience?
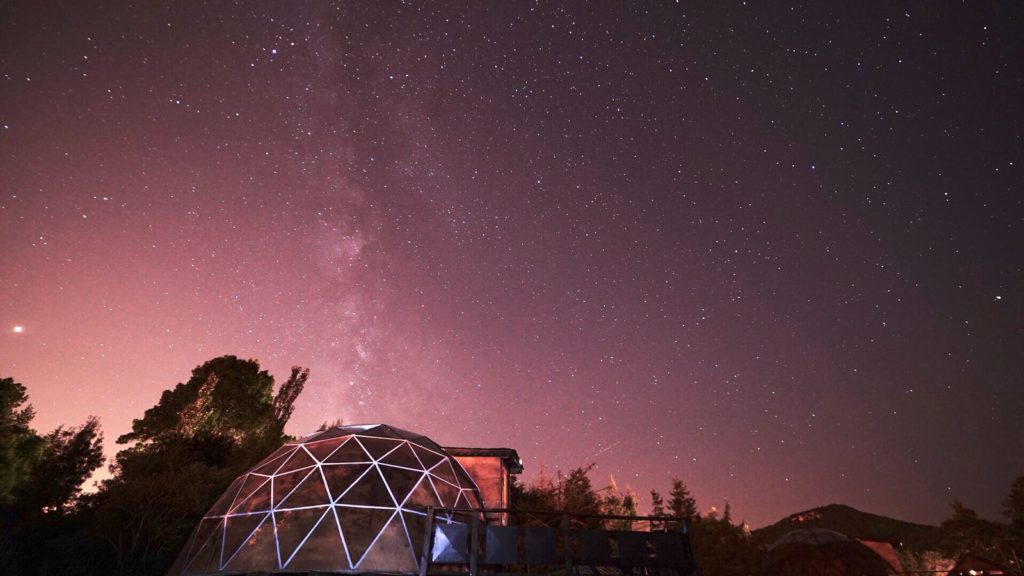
[169,424,484,575]
[761,529,899,576]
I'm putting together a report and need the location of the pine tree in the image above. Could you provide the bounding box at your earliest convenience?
[667,476,698,522]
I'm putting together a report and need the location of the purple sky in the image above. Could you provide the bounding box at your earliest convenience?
[1,2,1022,528]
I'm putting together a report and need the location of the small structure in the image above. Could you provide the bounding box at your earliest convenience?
[445,447,523,525]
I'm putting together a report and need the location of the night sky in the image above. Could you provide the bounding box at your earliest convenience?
[2,2,1022,529]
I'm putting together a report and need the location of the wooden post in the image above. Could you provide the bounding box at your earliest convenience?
[470,513,479,576]
[562,514,573,576]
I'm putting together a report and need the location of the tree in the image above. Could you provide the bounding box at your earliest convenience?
[650,489,665,517]
[118,355,286,446]
[939,499,1006,560]
[650,488,667,530]
[0,377,45,507]
[668,475,698,523]
[0,377,104,517]
[1004,474,1024,531]
[88,356,308,575]
[600,475,637,529]
[20,417,104,514]
[560,466,602,526]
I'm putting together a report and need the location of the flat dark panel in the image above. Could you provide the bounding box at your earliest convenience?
[652,531,687,568]
[579,529,612,565]
[615,531,652,567]
[484,525,519,565]
[524,527,557,564]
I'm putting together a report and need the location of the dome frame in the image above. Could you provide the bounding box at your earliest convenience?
[169,424,484,575]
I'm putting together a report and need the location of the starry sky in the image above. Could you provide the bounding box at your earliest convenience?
[1,2,1022,529]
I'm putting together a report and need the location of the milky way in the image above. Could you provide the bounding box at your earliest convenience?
[1,3,1022,527]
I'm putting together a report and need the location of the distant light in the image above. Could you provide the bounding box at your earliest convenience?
[995,295,1002,301]
[12,326,24,333]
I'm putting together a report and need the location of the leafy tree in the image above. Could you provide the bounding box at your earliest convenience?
[939,499,1006,560]
[0,377,104,518]
[0,377,45,507]
[19,417,104,514]
[87,356,308,574]
[1004,474,1024,531]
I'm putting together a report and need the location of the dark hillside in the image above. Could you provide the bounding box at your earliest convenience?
[753,504,944,552]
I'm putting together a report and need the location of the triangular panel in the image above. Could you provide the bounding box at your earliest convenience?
[404,475,442,509]
[356,436,402,460]
[275,507,330,567]
[206,477,244,516]
[306,438,346,462]
[379,441,422,469]
[302,428,351,443]
[402,511,427,564]
[284,507,349,572]
[430,459,459,487]
[251,447,295,475]
[182,518,224,575]
[412,444,446,469]
[273,469,315,508]
[229,474,272,514]
[277,447,317,474]
[323,463,372,502]
[380,465,424,507]
[339,465,394,507]
[221,513,270,568]
[355,510,418,572]
[221,512,277,573]
[429,475,460,508]
[337,506,395,565]
[278,469,331,510]
[324,438,371,464]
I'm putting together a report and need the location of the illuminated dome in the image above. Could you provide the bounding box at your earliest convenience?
[169,424,484,575]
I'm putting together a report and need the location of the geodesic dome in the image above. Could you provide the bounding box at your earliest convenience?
[169,424,484,575]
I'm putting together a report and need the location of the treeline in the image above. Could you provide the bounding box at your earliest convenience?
[0,355,308,576]
[3,355,1023,576]
[509,466,762,576]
